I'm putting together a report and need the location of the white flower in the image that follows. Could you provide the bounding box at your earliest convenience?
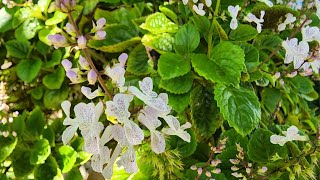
[244,11,265,33]
[61,101,104,154]
[282,38,309,69]
[193,3,206,16]
[278,13,296,31]
[258,0,273,7]
[105,94,144,145]
[162,120,192,142]
[182,0,188,5]
[228,5,240,30]
[81,86,104,100]
[315,0,320,20]
[87,69,97,85]
[91,145,111,173]
[116,145,138,173]
[301,26,320,43]
[270,125,308,146]
[105,53,128,91]
[61,59,72,71]
[205,0,212,7]
[128,77,170,112]
[309,59,320,74]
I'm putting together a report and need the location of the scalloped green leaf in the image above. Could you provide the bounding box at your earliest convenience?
[229,24,258,41]
[160,73,193,94]
[168,93,190,113]
[5,40,31,59]
[88,24,140,53]
[191,42,245,87]
[127,44,153,75]
[30,139,51,165]
[0,136,17,162]
[15,18,41,40]
[214,84,261,136]
[140,12,178,34]
[45,11,68,26]
[158,52,190,79]
[43,66,65,90]
[247,129,288,163]
[13,152,35,177]
[174,23,200,54]
[25,107,45,137]
[56,145,77,173]
[237,42,260,71]
[190,85,223,137]
[16,59,42,83]
[141,33,175,53]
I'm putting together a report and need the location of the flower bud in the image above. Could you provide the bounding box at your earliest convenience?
[94,30,106,40]
[258,166,268,173]
[65,22,76,36]
[231,166,239,171]
[77,35,87,49]
[211,159,221,166]
[55,0,76,12]
[229,159,240,165]
[190,165,197,170]
[48,34,68,49]
[118,53,128,64]
[205,171,211,177]
[61,59,72,71]
[79,55,90,70]
[231,172,243,178]
[212,168,221,174]
[197,168,202,175]
[87,69,97,85]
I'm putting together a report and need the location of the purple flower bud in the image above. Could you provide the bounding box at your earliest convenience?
[61,59,72,71]
[79,55,90,70]
[48,34,68,49]
[60,3,68,12]
[66,69,81,83]
[87,69,97,85]
[94,30,106,40]
[96,18,106,29]
[77,35,87,49]
[118,53,128,64]
[65,23,76,36]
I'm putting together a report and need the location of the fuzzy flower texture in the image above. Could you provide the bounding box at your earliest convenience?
[61,53,191,179]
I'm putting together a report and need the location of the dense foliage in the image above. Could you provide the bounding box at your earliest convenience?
[0,0,319,179]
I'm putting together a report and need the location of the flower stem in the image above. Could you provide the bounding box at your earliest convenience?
[67,12,113,99]
[208,0,221,57]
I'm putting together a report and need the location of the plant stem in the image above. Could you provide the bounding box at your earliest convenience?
[208,0,221,57]
[67,12,113,99]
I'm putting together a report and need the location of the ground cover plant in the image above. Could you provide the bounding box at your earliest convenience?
[0,0,320,179]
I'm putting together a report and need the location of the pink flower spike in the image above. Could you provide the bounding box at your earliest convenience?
[61,59,72,71]
[77,36,87,49]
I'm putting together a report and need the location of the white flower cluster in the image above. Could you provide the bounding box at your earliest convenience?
[270,125,308,146]
[278,13,296,32]
[61,54,191,179]
[282,26,320,75]
[182,0,212,16]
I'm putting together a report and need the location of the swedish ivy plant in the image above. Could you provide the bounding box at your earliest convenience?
[0,0,320,179]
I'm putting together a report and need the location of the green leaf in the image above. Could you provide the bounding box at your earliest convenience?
[34,156,63,180]
[247,128,288,163]
[160,73,193,94]
[261,88,281,113]
[88,24,140,53]
[140,12,178,34]
[141,33,175,53]
[15,18,41,40]
[158,52,191,79]
[5,40,31,59]
[190,85,223,137]
[83,0,99,15]
[12,111,27,134]
[45,11,68,26]
[31,86,44,100]
[37,0,51,12]
[127,44,153,75]
[43,67,65,89]
[220,129,248,149]
[25,107,46,137]
[16,59,42,83]
[44,49,62,68]
[65,168,83,180]
[56,145,78,173]
[43,127,55,147]
[191,42,245,87]
[38,27,60,45]
[43,85,69,109]
[30,139,51,165]
[168,93,190,113]
[214,84,261,136]
[12,7,32,28]
[229,24,258,41]
[159,6,178,24]
[13,152,35,177]
[174,23,200,54]
[289,75,314,94]
[0,136,17,162]
[74,151,92,166]
[237,43,260,71]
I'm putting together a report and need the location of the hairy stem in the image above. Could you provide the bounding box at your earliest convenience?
[67,12,113,99]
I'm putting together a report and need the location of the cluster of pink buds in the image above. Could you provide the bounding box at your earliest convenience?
[190,138,227,179]
[55,0,76,13]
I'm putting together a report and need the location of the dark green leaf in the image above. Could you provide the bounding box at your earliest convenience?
[160,73,193,94]
[34,156,63,180]
[43,66,65,89]
[127,44,153,75]
[174,23,200,54]
[25,107,45,137]
[56,145,77,173]
[30,139,51,165]
[5,40,31,59]
[229,24,258,41]
[43,85,69,109]
[16,59,42,83]
[168,93,190,113]
[65,168,83,180]
[13,152,35,177]
[214,84,261,136]
[0,136,17,162]
[261,88,281,113]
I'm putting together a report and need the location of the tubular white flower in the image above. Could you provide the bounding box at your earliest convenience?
[193,3,206,16]
[79,55,90,70]
[302,26,320,43]
[228,5,240,30]
[278,13,296,31]
[105,53,128,91]
[244,11,265,33]
[87,69,97,85]
[116,145,138,173]
[282,38,309,69]
[205,0,212,7]
[81,86,104,100]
